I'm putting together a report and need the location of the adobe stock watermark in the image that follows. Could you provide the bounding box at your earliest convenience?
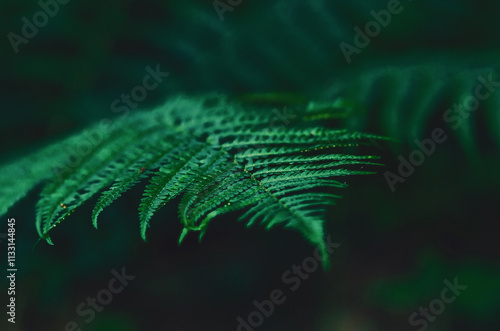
[51,64,169,182]
[65,267,135,331]
[110,65,170,117]
[7,0,71,54]
[236,236,340,330]
[340,0,405,64]
[213,0,244,21]
[409,277,467,331]
[384,73,500,192]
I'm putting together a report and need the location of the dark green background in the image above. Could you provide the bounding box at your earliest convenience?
[1,0,499,330]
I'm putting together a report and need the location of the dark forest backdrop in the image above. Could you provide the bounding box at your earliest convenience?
[1,1,499,330]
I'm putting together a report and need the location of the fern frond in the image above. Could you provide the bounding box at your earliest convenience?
[0,94,385,265]
[91,137,181,228]
[330,65,500,155]
[139,143,220,240]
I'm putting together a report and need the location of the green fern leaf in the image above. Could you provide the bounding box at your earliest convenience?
[0,95,386,266]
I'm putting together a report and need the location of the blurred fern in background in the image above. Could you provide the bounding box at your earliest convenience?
[1,0,499,330]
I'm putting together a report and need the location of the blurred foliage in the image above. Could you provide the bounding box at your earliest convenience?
[1,0,499,330]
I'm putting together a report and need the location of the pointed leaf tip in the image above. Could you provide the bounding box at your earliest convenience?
[198,228,207,243]
[178,227,189,245]
[92,215,99,229]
